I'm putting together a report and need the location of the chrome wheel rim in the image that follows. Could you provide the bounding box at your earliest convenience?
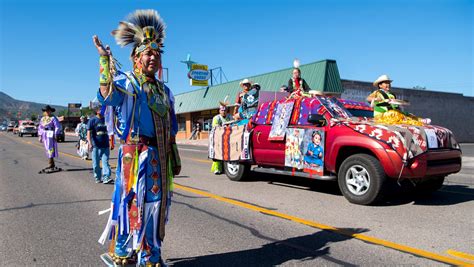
[345,165,370,195]
[227,161,239,176]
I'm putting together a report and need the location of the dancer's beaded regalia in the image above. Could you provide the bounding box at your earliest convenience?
[93,9,181,266]
[38,105,62,174]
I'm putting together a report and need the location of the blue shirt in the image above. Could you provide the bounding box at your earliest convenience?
[135,89,155,137]
[97,71,178,140]
[87,116,109,148]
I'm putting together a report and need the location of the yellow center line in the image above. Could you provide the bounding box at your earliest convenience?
[173,183,473,266]
[447,249,474,262]
[3,133,472,266]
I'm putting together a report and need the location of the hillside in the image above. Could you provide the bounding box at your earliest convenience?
[0,91,66,122]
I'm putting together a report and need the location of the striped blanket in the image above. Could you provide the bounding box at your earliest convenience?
[209,125,251,161]
[332,117,460,161]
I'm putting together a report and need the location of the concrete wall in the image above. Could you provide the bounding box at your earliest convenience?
[341,80,474,142]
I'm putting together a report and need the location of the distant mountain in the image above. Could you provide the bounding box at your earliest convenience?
[0,91,66,122]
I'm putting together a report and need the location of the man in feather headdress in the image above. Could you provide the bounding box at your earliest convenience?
[93,9,181,266]
[210,98,232,174]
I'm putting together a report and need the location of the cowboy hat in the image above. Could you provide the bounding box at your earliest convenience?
[373,74,393,87]
[42,105,56,112]
[239,78,253,87]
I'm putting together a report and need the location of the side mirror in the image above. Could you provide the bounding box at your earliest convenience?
[308,114,326,126]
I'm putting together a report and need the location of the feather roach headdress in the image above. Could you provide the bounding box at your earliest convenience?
[112,9,166,56]
[219,95,230,109]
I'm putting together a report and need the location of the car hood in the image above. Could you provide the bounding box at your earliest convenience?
[331,117,460,161]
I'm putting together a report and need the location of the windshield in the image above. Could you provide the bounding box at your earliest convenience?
[347,109,374,119]
[317,96,352,119]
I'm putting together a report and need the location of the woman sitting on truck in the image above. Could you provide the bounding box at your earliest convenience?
[367,74,430,126]
[281,59,311,99]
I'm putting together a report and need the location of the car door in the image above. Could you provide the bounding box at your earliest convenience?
[252,125,286,167]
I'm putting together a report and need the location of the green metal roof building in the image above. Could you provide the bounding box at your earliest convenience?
[175,59,343,139]
[175,59,343,114]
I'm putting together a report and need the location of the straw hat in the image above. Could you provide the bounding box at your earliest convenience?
[373,74,393,87]
[239,78,253,87]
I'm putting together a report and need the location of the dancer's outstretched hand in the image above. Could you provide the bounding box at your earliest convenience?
[92,35,110,56]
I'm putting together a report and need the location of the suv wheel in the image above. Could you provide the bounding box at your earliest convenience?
[224,161,250,181]
[338,154,386,205]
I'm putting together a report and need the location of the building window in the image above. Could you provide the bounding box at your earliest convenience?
[203,118,212,131]
[177,115,186,131]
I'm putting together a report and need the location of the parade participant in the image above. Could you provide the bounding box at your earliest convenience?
[75,116,89,160]
[367,74,399,117]
[367,74,430,125]
[211,99,232,174]
[284,59,311,98]
[304,131,323,167]
[37,105,62,173]
[233,78,252,117]
[93,9,181,266]
[87,107,112,184]
[189,122,201,140]
[233,80,260,124]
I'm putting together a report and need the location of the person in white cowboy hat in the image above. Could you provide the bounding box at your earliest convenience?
[211,97,233,174]
[367,74,399,118]
[234,78,252,114]
[233,79,261,124]
[367,74,431,125]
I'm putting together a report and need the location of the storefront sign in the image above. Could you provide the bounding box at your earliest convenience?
[188,64,210,86]
[68,103,81,113]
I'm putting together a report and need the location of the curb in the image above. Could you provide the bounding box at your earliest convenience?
[176,140,208,147]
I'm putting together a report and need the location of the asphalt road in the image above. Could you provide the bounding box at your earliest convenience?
[0,132,473,266]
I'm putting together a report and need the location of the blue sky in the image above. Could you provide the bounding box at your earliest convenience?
[0,0,472,106]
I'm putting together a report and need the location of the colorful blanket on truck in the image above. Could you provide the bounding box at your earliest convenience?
[209,125,251,161]
[331,117,460,162]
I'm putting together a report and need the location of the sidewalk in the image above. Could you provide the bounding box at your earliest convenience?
[67,132,209,147]
[176,138,208,147]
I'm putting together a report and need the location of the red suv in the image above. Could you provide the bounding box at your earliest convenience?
[213,95,462,205]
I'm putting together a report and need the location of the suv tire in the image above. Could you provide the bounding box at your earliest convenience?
[224,161,250,181]
[338,154,386,205]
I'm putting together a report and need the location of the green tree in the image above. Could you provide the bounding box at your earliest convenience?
[81,107,93,117]
[58,109,68,117]
[30,113,38,121]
